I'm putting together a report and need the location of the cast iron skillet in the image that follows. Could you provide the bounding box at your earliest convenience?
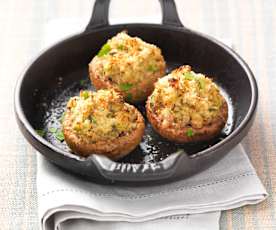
[15,0,258,185]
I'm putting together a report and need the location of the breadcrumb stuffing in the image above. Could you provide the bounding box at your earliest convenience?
[149,65,225,129]
[89,31,166,102]
[64,89,138,142]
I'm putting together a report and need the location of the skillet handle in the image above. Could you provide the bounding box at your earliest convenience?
[87,150,187,182]
[85,0,183,31]
[160,0,183,27]
[86,0,110,30]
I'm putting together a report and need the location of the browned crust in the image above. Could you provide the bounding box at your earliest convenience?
[88,60,166,103]
[146,99,228,143]
[63,107,145,160]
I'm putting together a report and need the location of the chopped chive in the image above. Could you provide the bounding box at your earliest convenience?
[147,64,158,72]
[79,79,86,86]
[183,72,195,80]
[36,129,45,137]
[186,128,194,137]
[49,127,57,133]
[126,93,133,101]
[97,43,111,57]
[119,83,133,91]
[55,130,64,141]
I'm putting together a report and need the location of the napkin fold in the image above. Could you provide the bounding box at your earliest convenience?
[38,145,267,230]
[38,18,267,230]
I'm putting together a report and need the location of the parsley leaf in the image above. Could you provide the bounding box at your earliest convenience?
[186,128,194,137]
[97,43,111,57]
[117,44,125,50]
[197,78,205,89]
[184,72,195,80]
[49,127,57,133]
[79,79,86,86]
[82,91,89,99]
[55,130,64,142]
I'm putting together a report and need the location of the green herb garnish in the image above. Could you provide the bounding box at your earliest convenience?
[184,72,195,80]
[197,78,205,89]
[79,79,86,86]
[82,91,89,99]
[209,107,218,112]
[60,112,65,123]
[149,95,155,107]
[117,44,125,50]
[119,83,133,91]
[147,64,158,72]
[36,129,45,137]
[49,127,57,133]
[97,43,111,57]
[126,93,133,101]
[186,128,194,137]
[55,130,64,141]
[90,116,97,124]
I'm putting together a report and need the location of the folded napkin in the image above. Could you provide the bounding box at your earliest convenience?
[38,18,267,230]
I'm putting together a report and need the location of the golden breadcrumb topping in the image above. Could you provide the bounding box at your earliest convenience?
[149,65,225,129]
[64,89,138,142]
[90,31,165,94]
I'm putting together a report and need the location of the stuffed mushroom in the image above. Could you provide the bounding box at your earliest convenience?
[62,89,145,160]
[146,65,228,143]
[89,31,166,103]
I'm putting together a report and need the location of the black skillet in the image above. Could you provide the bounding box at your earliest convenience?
[14,0,258,185]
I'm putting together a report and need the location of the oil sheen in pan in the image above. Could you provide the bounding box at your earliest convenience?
[35,75,234,164]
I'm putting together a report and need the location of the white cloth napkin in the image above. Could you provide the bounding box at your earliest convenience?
[38,18,267,230]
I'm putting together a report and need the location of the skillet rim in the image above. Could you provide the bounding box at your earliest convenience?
[14,23,258,176]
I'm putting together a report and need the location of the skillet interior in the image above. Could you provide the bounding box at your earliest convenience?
[19,25,251,164]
